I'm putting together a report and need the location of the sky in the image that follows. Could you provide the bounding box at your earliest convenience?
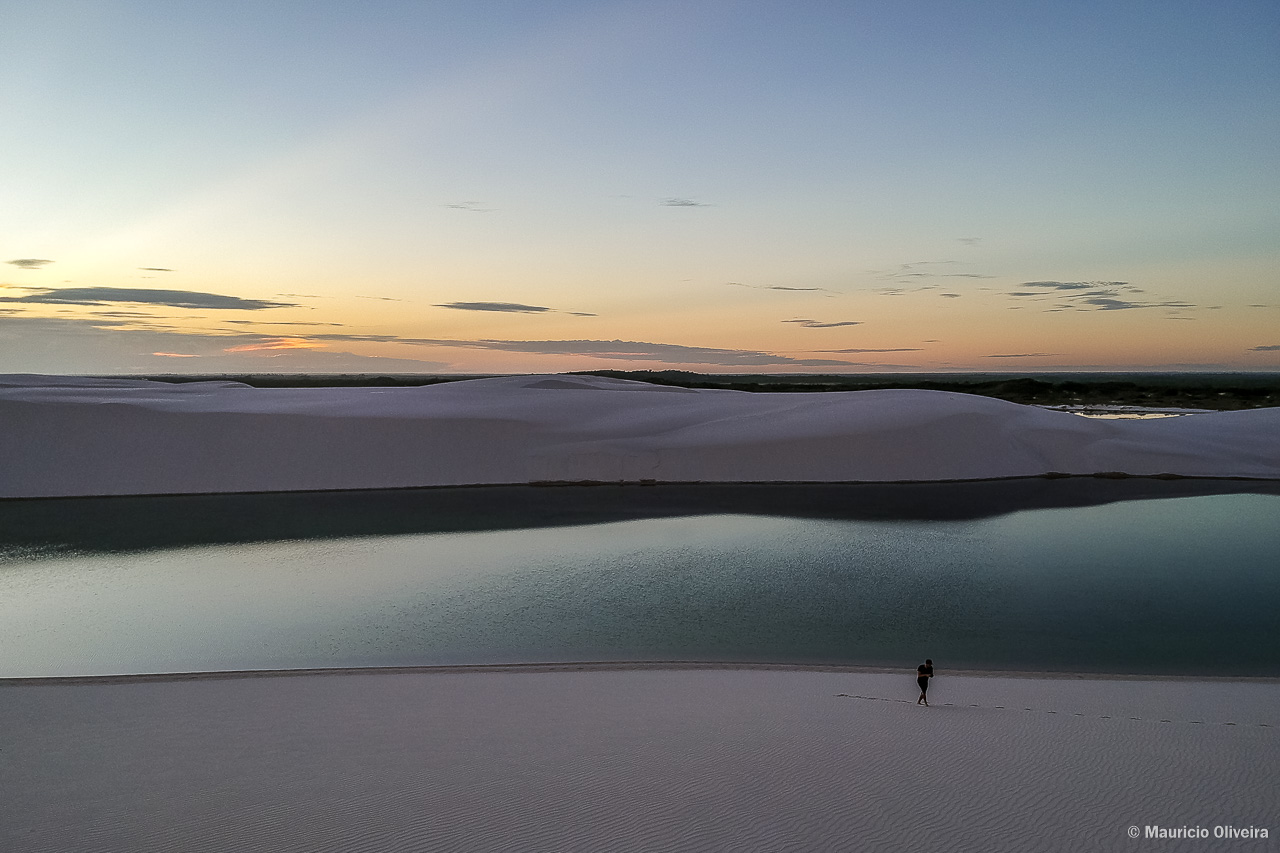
[2,0,1278,375]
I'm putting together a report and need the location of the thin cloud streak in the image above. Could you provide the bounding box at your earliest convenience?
[435,301,551,314]
[1021,281,1125,291]
[434,301,596,316]
[782,319,862,328]
[223,320,345,327]
[726,282,836,294]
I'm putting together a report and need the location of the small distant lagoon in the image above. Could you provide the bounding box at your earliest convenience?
[1,482,1278,678]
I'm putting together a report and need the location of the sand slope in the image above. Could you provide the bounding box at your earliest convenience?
[3,668,1276,853]
[2,373,1277,497]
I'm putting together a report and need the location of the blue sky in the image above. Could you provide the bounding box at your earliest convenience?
[2,1,1277,373]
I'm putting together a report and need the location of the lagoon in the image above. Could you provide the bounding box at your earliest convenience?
[2,483,1277,678]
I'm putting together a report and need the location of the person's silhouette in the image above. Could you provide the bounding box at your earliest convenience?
[916,659,934,705]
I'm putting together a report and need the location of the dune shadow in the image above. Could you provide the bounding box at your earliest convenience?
[2,477,1278,554]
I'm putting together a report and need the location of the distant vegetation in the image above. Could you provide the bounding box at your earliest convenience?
[574,371,1280,410]
[135,371,1280,410]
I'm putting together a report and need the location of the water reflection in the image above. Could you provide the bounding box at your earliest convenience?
[2,489,1277,678]
[3,478,1278,553]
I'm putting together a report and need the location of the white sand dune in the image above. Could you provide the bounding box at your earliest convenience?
[3,667,1276,853]
[2,373,1278,497]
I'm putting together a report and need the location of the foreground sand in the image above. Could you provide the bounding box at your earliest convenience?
[4,667,1276,852]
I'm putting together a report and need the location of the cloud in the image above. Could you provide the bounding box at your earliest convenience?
[876,286,938,296]
[1020,281,1121,291]
[308,333,860,367]
[223,338,329,352]
[661,198,710,207]
[877,260,953,279]
[984,353,1059,358]
[939,293,961,298]
[0,315,450,373]
[201,349,452,372]
[782,319,862,328]
[726,282,836,294]
[138,267,173,272]
[6,259,54,269]
[816,348,924,353]
[0,286,297,310]
[1008,281,1197,313]
[874,261,995,283]
[443,201,495,212]
[958,237,982,245]
[1250,345,1280,352]
[223,320,345,327]
[435,301,551,314]
[1079,296,1194,311]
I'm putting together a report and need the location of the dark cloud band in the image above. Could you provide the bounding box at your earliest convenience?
[0,287,296,310]
[434,302,552,314]
[1008,281,1195,313]
[309,333,858,367]
[782,319,862,328]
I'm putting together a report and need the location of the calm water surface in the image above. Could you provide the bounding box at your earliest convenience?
[2,491,1277,677]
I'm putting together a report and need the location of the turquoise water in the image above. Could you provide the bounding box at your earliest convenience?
[1,490,1277,677]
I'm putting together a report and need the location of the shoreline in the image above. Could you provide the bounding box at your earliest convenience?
[5,479,1279,555]
[7,659,1280,687]
[4,469,1280,504]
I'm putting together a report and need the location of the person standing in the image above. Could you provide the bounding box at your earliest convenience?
[916,659,934,705]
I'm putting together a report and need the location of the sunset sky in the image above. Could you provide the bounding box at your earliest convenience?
[2,1,1277,374]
